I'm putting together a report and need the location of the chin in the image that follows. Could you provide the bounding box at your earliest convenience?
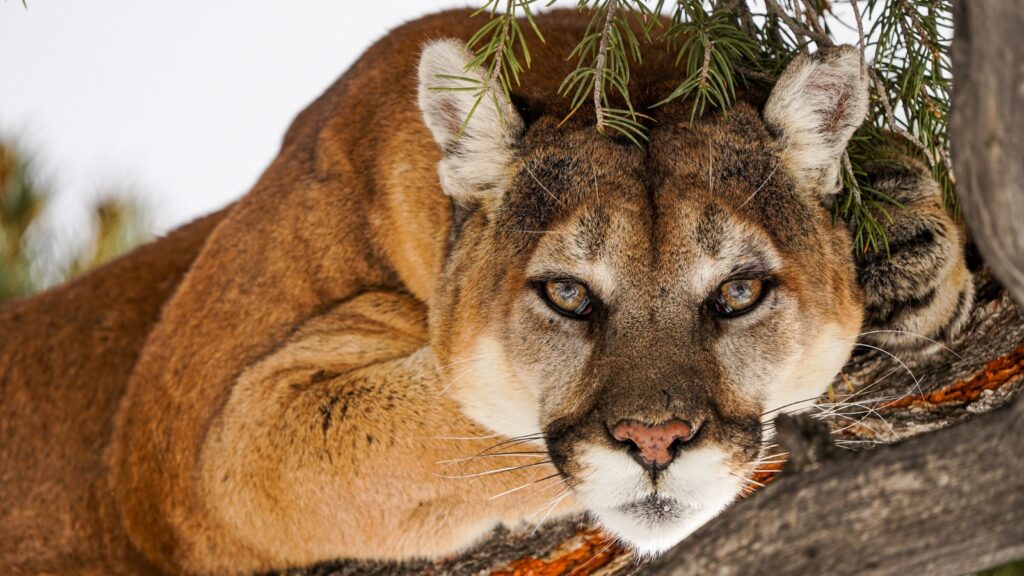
[574,445,744,558]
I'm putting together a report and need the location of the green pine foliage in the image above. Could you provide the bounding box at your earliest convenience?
[0,143,46,301]
[0,140,150,304]
[458,0,955,254]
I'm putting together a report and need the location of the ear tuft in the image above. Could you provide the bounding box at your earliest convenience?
[417,39,524,206]
[764,45,869,198]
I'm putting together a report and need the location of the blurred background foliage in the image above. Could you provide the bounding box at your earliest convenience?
[0,139,150,305]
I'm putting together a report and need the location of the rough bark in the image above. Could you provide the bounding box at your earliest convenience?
[637,367,1024,576]
[951,0,1024,305]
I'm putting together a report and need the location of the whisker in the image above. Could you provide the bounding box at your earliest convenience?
[567,539,618,576]
[740,159,781,208]
[837,368,899,401]
[527,477,580,523]
[525,163,564,206]
[730,472,766,488]
[488,472,563,501]
[473,433,550,457]
[436,451,548,466]
[707,139,714,195]
[760,394,823,417]
[531,490,573,533]
[433,460,553,480]
[465,442,547,466]
[438,364,479,395]
[509,229,577,235]
[856,329,963,360]
[754,454,787,463]
[529,486,577,535]
[852,342,924,396]
[418,352,489,381]
[433,433,502,441]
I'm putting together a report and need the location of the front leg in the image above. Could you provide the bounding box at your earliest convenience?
[855,160,975,357]
[196,292,577,574]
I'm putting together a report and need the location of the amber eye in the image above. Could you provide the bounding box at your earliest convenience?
[541,279,593,318]
[712,278,766,317]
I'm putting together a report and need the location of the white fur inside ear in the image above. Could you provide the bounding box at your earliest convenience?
[417,39,523,204]
[764,45,869,197]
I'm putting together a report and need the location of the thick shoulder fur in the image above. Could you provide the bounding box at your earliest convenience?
[0,210,226,575]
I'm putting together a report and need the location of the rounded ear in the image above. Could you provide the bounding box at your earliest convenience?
[417,39,524,207]
[764,45,869,199]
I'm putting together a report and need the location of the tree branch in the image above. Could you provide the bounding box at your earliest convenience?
[763,0,833,48]
[638,394,1024,576]
[951,0,1024,305]
[592,0,619,133]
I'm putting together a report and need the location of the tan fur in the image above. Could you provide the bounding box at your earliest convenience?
[0,9,968,575]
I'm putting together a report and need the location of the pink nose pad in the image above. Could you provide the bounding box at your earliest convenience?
[611,418,694,468]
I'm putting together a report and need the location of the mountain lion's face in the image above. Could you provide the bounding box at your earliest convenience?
[420,41,867,553]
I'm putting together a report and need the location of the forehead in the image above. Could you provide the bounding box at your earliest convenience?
[497,105,818,292]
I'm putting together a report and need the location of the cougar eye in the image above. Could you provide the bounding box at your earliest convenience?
[541,279,593,318]
[711,278,767,318]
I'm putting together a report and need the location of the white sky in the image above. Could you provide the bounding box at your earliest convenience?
[1,1,862,241]
[0,0,471,239]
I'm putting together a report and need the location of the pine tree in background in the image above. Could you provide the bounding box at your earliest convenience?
[0,140,150,304]
[460,0,952,253]
[0,142,46,302]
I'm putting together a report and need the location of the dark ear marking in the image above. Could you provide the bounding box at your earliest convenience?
[509,92,542,132]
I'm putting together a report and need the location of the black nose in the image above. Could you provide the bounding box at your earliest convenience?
[610,418,696,471]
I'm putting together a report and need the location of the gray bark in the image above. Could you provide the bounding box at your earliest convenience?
[951,0,1024,305]
[637,377,1024,576]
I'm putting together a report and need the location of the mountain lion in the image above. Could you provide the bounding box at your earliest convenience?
[0,9,972,576]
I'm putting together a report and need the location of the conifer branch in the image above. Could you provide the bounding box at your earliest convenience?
[848,0,866,63]
[593,0,620,132]
[799,0,827,37]
[461,0,958,251]
[869,68,933,168]
[763,0,832,47]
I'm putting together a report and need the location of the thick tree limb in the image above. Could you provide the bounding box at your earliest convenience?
[638,384,1024,576]
[951,1,1024,305]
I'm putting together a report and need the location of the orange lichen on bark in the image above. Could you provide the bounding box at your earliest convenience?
[742,460,786,497]
[883,340,1024,410]
[491,528,628,576]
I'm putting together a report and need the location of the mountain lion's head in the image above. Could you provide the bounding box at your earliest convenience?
[419,39,867,554]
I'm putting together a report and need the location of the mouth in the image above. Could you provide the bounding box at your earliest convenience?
[618,494,698,528]
[565,443,746,556]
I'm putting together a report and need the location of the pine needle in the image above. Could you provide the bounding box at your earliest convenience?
[459,0,956,252]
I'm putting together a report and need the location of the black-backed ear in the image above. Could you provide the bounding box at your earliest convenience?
[764,45,869,199]
[417,39,524,207]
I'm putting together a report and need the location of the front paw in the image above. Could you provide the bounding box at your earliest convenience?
[856,161,974,357]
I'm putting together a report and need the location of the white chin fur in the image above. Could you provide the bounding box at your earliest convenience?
[575,445,742,557]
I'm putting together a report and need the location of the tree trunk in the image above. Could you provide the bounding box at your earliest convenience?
[950,0,1024,304]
